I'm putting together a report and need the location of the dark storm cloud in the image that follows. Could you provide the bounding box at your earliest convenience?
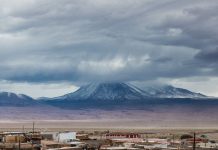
[195,48,218,62]
[0,0,218,83]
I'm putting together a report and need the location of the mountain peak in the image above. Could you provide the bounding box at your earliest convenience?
[55,82,149,101]
[46,82,207,101]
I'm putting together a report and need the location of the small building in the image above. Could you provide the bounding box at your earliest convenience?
[76,134,89,140]
[5,135,27,143]
[196,142,218,149]
[55,132,77,143]
[41,133,54,140]
[105,133,140,139]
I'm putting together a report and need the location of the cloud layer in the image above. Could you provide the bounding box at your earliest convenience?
[0,0,218,96]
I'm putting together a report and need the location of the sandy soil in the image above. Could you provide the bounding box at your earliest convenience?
[0,120,218,131]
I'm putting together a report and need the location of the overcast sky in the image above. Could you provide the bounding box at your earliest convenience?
[0,0,218,98]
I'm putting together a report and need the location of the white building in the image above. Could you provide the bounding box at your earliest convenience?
[196,142,218,149]
[55,132,77,143]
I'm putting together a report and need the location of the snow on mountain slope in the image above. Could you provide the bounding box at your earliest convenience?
[143,85,206,98]
[44,82,207,102]
[49,82,151,101]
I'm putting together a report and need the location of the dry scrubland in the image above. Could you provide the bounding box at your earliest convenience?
[0,120,218,132]
[1,120,218,141]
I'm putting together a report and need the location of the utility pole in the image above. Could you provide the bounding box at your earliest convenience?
[146,133,148,143]
[193,132,196,150]
[32,122,35,134]
[172,134,175,146]
[18,134,21,150]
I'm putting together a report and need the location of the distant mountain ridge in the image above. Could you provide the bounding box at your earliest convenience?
[0,82,208,107]
[43,82,207,102]
[0,91,37,106]
[1,83,217,122]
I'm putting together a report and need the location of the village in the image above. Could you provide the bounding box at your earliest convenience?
[0,125,218,150]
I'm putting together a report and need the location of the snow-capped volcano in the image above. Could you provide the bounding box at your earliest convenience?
[50,82,150,101]
[143,85,206,98]
[45,82,207,101]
